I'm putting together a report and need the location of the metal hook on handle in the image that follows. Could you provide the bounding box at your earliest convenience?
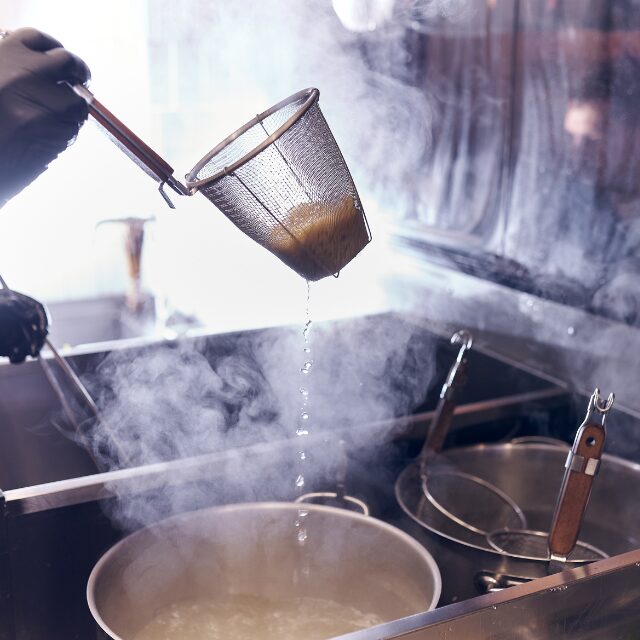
[592,388,615,414]
[441,330,473,398]
[583,387,615,429]
[451,329,473,351]
[451,330,473,365]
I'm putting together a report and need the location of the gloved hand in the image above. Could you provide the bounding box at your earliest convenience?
[0,289,49,363]
[0,28,91,206]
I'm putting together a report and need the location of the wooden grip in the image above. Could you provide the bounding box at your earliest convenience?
[426,396,458,455]
[88,99,175,181]
[423,358,469,456]
[548,422,606,557]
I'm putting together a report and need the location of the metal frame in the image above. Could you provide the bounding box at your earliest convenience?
[185,88,319,187]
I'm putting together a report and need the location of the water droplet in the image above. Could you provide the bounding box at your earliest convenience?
[295,474,305,488]
[567,326,576,336]
[303,347,311,353]
[296,427,309,437]
[299,451,306,460]
[301,412,309,421]
[299,387,309,397]
[301,362,312,374]
[297,508,309,518]
[297,528,308,543]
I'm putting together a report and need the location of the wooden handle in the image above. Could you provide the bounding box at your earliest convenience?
[548,422,605,557]
[422,358,469,457]
[88,99,175,182]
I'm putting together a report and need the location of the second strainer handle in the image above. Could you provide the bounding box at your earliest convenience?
[548,421,606,560]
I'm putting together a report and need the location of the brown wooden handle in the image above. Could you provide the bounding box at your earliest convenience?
[88,99,175,182]
[422,358,469,457]
[548,422,606,557]
[425,396,457,455]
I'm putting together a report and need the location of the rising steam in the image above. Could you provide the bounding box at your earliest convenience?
[82,310,435,529]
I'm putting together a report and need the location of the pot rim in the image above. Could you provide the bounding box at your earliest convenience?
[87,501,442,639]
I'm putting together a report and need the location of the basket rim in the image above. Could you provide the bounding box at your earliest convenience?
[185,87,319,189]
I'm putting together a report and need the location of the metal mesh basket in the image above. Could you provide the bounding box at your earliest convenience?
[186,88,371,281]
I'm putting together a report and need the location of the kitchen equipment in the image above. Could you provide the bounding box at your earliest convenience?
[87,502,441,640]
[396,434,640,599]
[487,389,612,565]
[420,330,527,536]
[0,274,128,466]
[0,26,371,282]
[73,84,371,281]
[419,330,473,461]
[295,439,369,514]
[2,316,639,635]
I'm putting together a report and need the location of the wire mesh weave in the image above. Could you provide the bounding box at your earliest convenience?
[186,89,370,281]
[487,529,608,562]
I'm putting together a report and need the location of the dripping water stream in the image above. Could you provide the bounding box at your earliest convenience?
[295,281,313,549]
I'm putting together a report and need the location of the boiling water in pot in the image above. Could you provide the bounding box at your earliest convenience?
[132,593,384,640]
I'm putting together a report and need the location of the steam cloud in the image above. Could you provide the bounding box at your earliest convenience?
[82,311,435,529]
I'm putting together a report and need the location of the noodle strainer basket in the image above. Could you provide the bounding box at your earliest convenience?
[72,82,372,281]
[185,88,371,281]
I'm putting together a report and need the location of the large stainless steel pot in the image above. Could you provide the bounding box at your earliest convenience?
[396,443,640,603]
[87,502,442,639]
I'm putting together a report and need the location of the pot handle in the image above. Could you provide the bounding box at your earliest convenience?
[294,492,369,515]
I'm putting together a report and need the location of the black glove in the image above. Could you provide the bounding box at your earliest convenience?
[0,28,91,205]
[0,289,49,363]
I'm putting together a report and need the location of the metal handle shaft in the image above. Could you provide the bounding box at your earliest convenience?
[71,84,191,207]
[420,330,473,462]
